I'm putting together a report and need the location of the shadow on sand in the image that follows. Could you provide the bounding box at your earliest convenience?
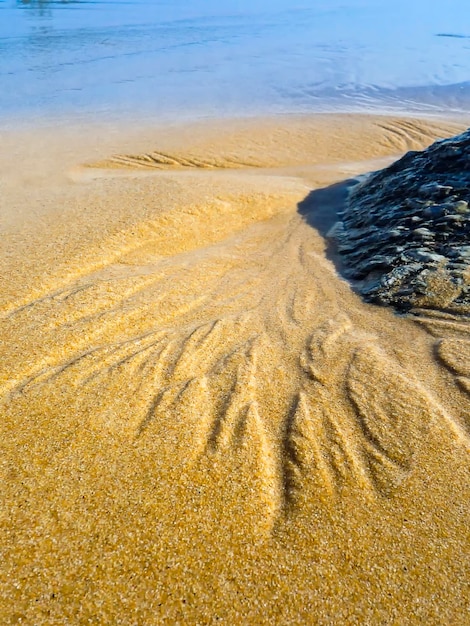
[297,178,358,281]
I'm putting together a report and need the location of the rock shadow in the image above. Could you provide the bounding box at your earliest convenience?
[297,178,358,281]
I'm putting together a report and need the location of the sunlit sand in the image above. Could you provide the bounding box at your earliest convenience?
[1,114,469,624]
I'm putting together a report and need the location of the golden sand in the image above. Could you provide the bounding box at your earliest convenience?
[1,114,470,624]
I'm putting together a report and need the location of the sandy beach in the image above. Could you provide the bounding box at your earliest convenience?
[1,113,470,624]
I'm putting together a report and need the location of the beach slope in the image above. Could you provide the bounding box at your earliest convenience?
[1,114,469,624]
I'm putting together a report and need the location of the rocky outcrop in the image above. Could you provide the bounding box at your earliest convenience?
[336,129,470,312]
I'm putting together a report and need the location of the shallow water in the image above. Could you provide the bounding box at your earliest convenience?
[1,0,470,123]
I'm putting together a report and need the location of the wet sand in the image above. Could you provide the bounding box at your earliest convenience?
[1,114,470,624]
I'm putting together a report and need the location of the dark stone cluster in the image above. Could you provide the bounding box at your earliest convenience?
[336,128,470,312]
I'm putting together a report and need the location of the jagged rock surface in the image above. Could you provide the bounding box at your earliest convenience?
[336,129,470,312]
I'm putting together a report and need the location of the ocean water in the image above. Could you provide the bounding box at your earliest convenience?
[1,0,470,124]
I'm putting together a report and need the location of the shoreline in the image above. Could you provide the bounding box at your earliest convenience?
[2,104,470,134]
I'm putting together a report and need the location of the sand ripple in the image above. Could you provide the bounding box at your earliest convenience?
[1,114,470,624]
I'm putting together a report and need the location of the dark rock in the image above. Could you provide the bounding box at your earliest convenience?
[334,127,470,312]
[453,200,469,214]
[418,183,453,199]
[444,214,467,223]
[423,205,446,219]
[405,249,447,264]
[411,227,434,240]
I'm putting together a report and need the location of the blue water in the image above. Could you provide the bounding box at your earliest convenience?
[1,0,470,123]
